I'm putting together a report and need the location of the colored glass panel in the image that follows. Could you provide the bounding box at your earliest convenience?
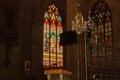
[43,4,63,68]
[90,0,113,68]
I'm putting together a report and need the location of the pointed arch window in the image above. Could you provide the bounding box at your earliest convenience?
[43,4,63,68]
[90,0,113,67]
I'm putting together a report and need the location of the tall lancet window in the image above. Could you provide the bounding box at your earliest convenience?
[90,0,113,68]
[43,3,63,68]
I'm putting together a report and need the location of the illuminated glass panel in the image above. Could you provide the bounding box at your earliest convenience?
[91,0,113,68]
[43,4,63,68]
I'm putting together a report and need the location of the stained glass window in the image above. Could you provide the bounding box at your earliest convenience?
[90,0,113,68]
[43,4,63,68]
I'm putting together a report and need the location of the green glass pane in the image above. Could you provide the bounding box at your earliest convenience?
[44,12,49,18]
[108,32,111,36]
[57,16,62,22]
[98,12,103,18]
[106,10,110,16]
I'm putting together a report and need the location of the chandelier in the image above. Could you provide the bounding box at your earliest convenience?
[72,10,94,34]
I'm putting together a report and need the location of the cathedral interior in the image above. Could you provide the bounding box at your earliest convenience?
[0,0,120,80]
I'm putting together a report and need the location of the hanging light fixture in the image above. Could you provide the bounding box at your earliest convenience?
[72,2,88,34]
[72,11,87,34]
[72,3,94,34]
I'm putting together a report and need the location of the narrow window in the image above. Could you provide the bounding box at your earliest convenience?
[90,0,113,68]
[43,4,63,68]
